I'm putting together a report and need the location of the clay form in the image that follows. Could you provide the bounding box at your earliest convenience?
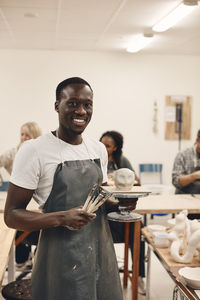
[147,224,166,236]
[167,218,176,228]
[152,232,169,248]
[169,210,200,263]
[190,219,200,233]
[114,168,135,190]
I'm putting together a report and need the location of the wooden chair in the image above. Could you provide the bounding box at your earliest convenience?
[139,163,163,184]
[139,164,168,222]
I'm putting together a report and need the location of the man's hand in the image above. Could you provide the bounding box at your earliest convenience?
[179,170,200,187]
[62,207,96,230]
[5,184,96,232]
[193,170,200,180]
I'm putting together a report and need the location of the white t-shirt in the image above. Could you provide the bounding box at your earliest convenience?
[10,132,108,208]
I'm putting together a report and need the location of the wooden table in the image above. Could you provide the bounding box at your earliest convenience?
[135,194,200,215]
[0,191,38,289]
[142,227,200,300]
[0,213,16,289]
[134,194,200,299]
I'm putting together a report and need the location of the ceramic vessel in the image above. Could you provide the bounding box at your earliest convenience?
[114,168,135,190]
[167,218,176,229]
[179,267,200,289]
[169,210,200,263]
[147,224,166,236]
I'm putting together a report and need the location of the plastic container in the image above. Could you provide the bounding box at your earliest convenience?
[147,224,166,236]
[152,232,169,248]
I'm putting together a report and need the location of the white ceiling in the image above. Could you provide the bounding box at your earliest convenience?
[0,0,200,55]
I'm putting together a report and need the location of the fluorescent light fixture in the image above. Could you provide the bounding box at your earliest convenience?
[126,34,155,53]
[152,0,199,32]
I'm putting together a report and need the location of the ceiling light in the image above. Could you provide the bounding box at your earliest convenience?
[152,0,199,32]
[126,34,155,53]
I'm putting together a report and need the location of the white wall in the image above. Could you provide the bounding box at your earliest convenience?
[0,49,200,184]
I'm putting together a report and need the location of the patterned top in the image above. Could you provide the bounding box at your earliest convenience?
[172,146,200,189]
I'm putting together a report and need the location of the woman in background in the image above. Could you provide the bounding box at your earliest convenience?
[0,121,42,175]
[100,130,146,295]
[0,121,42,271]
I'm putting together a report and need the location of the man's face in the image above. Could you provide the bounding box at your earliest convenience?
[55,83,93,135]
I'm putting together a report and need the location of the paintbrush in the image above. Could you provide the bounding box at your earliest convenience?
[84,185,112,213]
[89,194,111,213]
[82,184,99,211]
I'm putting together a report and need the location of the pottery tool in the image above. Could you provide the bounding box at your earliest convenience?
[82,184,99,211]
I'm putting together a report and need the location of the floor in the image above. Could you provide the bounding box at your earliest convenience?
[116,214,177,300]
[0,214,181,300]
[118,247,176,299]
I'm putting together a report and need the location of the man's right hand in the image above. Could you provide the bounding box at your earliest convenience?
[61,207,96,230]
[4,183,96,232]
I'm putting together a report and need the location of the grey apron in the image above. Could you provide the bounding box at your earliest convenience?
[31,158,123,300]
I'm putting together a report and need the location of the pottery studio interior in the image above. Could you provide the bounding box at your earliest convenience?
[0,1,200,300]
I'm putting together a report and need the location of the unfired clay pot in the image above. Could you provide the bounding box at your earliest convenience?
[114,168,135,190]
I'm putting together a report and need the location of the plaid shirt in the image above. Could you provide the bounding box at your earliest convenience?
[172,146,200,189]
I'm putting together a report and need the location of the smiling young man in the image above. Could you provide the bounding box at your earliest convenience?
[4,77,123,300]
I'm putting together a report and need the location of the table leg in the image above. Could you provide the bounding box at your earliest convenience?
[7,242,15,283]
[131,220,141,300]
[173,285,180,300]
[123,222,130,287]
[146,244,152,300]
[144,214,147,226]
[15,231,31,247]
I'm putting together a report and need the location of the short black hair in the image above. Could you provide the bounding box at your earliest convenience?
[56,77,93,100]
[100,130,123,169]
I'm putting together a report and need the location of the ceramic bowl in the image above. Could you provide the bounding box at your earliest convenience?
[147,224,166,235]
[178,267,200,289]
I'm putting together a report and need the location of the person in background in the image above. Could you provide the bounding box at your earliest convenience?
[0,121,42,270]
[4,77,138,300]
[100,130,146,295]
[100,130,140,184]
[172,129,200,219]
[0,122,42,175]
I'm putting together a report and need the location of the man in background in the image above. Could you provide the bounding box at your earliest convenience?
[172,129,200,219]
